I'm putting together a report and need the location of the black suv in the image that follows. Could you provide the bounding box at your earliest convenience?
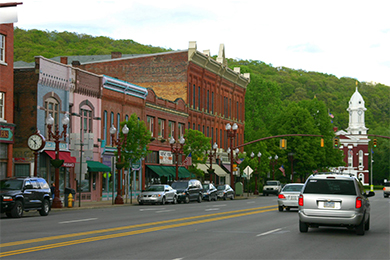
[171,179,203,203]
[1,177,52,218]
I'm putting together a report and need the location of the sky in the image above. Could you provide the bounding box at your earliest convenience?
[6,0,390,86]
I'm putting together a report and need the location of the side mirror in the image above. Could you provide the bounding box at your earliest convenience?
[367,191,375,197]
[24,184,33,190]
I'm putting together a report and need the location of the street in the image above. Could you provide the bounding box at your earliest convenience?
[0,192,389,259]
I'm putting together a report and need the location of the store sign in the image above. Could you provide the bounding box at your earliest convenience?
[0,125,14,143]
[159,150,173,164]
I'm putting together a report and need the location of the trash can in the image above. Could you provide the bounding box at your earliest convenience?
[235,182,243,196]
[64,188,76,207]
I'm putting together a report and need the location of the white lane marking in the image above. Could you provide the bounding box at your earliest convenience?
[156,210,175,213]
[172,258,183,260]
[256,228,282,237]
[59,218,98,224]
[247,201,255,204]
[205,208,220,211]
[139,208,166,211]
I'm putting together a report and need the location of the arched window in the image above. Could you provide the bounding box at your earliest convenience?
[44,97,60,138]
[359,150,363,167]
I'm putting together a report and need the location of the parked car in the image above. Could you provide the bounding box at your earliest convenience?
[263,180,282,196]
[298,172,375,235]
[278,183,304,211]
[171,180,202,203]
[202,183,218,201]
[0,177,52,218]
[216,184,235,200]
[137,184,177,205]
[383,182,390,198]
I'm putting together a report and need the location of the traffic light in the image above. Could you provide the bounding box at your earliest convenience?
[280,139,287,150]
[232,164,237,172]
[373,139,377,148]
[320,138,324,147]
[333,137,339,148]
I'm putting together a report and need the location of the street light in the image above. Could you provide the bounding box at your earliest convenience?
[251,151,262,195]
[110,124,129,204]
[170,136,185,180]
[46,113,69,208]
[269,154,278,180]
[206,142,218,183]
[226,122,238,189]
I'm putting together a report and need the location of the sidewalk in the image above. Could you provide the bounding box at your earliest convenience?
[52,193,261,211]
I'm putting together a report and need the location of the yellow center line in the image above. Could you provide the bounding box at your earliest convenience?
[1,205,276,248]
[0,207,276,257]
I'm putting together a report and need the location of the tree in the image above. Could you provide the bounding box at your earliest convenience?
[182,129,211,179]
[119,113,152,169]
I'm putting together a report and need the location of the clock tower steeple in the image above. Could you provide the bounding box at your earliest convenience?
[346,86,368,135]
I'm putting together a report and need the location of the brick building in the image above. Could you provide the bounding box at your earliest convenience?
[0,2,22,178]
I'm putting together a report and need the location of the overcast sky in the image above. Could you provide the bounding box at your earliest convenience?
[9,0,390,86]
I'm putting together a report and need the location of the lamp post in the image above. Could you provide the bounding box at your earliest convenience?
[226,123,238,189]
[170,136,185,180]
[110,124,129,204]
[206,142,218,183]
[251,151,261,195]
[46,113,69,208]
[268,154,278,180]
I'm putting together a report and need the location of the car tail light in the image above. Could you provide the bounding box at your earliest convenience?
[384,187,386,191]
[298,194,303,206]
[356,197,362,208]
[278,194,286,199]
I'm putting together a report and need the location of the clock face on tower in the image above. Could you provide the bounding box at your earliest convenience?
[358,110,363,115]
[27,133,46,151]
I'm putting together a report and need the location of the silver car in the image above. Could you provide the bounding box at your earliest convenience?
[137,185,177,205]
[278,183,304,211]
[298,172,375,235]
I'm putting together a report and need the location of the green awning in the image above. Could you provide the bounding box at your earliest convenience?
[147,165,172,177]
[178,167,195,178]
[87,160,111,172]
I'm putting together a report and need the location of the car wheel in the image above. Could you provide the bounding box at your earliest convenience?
[299,220,308,233]
[278,206,283,212]
[208,195,212,202]
[185,196,190,203]
[11,200,23,218]
[161,197,166,205]
[197,194,202,203]
[266,193,269,196]
[365,216,370,231]
[230,194,234,200]
[172,196,177,204]
[356,218,365,235]
[39,199,50,216]
[223,194,227,200]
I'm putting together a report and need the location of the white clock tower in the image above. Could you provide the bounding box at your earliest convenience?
[346,87,369,135]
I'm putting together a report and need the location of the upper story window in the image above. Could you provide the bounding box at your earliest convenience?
[168,121,175,138]
[45,97,59,137]
[178,123,185,138]
[147,116,154,137]
[0,34,5,63]
[158,119,165,138]
[80,105,93,138]
[0,92,5,122]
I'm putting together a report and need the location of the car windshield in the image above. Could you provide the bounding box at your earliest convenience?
[384,182,390,187]
[304,179,356,195]
[0,179,23,190]
[267,181,278,185]
[217,185,226,190]
[283,184,304,192]
[145,186,164,192]
[203,184,210,190]
[171,182,188,189]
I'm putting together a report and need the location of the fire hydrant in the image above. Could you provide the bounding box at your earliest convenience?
[67,193,74,208]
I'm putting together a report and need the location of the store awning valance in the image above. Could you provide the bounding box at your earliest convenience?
[45,151,76,168]
[196,164,228,177]
[87,160,111,172]
[147,165,172,177]
[147,165,195,178]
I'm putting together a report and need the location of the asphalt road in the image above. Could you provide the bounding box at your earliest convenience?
[1,192,389,260]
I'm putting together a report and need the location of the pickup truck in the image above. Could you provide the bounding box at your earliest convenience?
[383,182,390,198]
[262,180,282,196]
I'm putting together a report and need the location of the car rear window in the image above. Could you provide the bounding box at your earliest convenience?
[266,181,278,185]
[303,179,356,195]
[171,182,188,189]
[384,182,390,187]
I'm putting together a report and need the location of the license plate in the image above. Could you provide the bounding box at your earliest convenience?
[290,196,297,200]
[324,201,335,208]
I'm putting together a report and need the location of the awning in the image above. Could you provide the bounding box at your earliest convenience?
[223,164,231,173]
[87,160,111,172]
[196,164,228,177]
[45,151,76,168]
[147,165,173,177]
[147,165,195,178]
